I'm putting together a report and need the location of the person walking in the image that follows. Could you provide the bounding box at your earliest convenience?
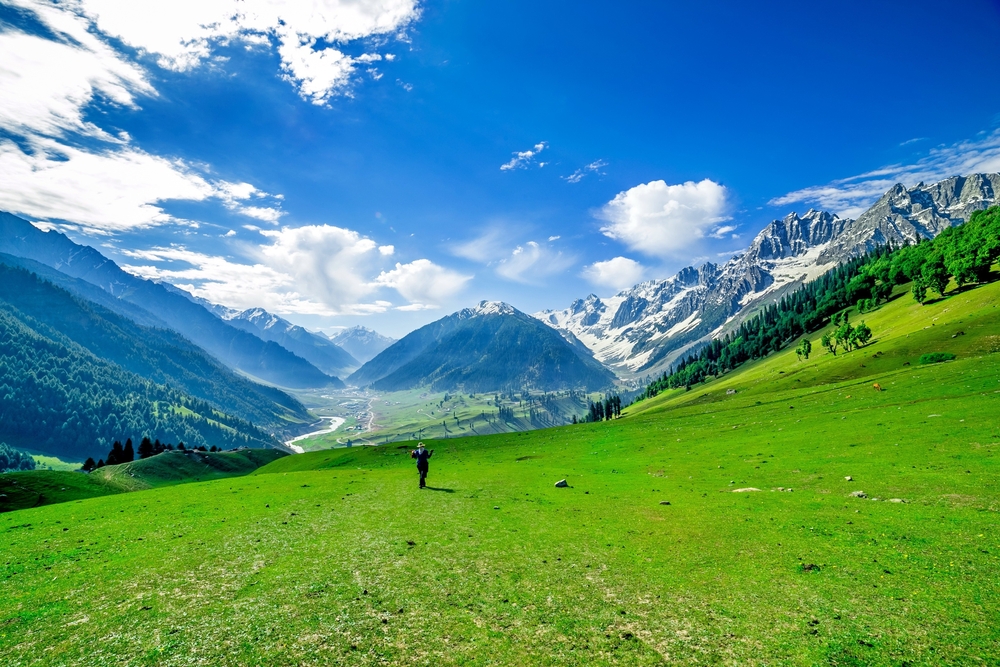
[410,442,433,488]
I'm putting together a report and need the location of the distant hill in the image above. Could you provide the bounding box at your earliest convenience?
[223,308,360,377]
[328,325,395,363]
[348,301,616,393]
[0,212,340,389]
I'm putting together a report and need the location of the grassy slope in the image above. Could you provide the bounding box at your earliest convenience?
[0,450,288,512]
[0,471,124,513]
[1,282,999,665]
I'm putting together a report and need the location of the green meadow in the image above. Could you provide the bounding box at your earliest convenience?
[2,279,999,665]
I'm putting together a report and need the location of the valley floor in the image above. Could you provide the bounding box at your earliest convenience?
[2,280,999,665]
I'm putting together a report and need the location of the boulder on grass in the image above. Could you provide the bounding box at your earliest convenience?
[554,479,568,488]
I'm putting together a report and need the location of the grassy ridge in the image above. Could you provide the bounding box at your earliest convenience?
[0,449,287,512]
[1,281,999,665]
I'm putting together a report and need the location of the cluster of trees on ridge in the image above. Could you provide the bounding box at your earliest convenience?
[574,394,623,423]
[0,442,36,473]
[81,437,224,471]
[639,205,1000,399]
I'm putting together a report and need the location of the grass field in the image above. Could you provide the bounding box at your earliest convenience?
[1,280,999,665]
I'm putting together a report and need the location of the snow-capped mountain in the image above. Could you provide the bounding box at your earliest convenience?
[326,325,395,364]
[225,307,359,378]
[537,173,1000,379]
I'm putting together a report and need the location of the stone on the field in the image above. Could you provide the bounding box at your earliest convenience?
[659,500,671,505]
[554,479,569,488]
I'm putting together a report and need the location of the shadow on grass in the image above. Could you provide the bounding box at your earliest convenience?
[425,487,455,493]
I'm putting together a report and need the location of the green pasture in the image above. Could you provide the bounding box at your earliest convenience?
[2,280,999,665]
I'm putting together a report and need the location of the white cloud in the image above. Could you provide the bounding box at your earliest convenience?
[500,142,547,171]
[378,245,395,256]
[771,129,1000,218]
[375,259,472,305]
[582,257,646,292]
[256,225,387,311]
[708,224,738,239]
[0,5,153,139]
[599,179,731,258]
[119,225,469,315]
[548,235,561,241]
[0,136,214,231]
[222,229,237,237]
[54,0,420,104]
[0,0,416,233]
[494,241,574,284]
[0,135,285,232]
[563,159,607,184]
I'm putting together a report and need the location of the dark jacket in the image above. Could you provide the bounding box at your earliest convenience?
[411,448,432,469]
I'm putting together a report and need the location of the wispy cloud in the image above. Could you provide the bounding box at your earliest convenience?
[500,142,548,171]
[771,128,1000,218]
[563,159,607,183]
[494,241,575,284]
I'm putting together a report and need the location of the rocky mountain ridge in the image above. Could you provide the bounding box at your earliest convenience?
[537,173,1000,378]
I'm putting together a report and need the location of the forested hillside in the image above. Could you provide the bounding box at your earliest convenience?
[0,265,309,431]
[642,205,1000,396]
[0,269,293,459]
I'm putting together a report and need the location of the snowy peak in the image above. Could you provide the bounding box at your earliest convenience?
[459,300,519,318]
[539,173,1000,379]
[327,325,395,364]
[227,307,284,331]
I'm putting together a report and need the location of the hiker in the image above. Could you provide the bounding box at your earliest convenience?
[410,442,434,488]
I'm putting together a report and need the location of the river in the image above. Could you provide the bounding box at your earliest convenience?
[284,416,346,453]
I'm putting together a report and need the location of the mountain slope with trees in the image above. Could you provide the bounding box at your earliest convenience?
[0,270,289,460]
[0,264,309,433]
[640,205,1000,397]
[0,212,340,389]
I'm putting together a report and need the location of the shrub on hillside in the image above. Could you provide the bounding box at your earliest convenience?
[0,442,37,473]
[919,352,956,365]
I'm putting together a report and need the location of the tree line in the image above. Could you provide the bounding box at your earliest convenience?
[0,442,36,473]
[638,205,1000,398]
[81,437,224,471]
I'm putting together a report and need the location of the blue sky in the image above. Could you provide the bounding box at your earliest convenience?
[2,0,1000,337]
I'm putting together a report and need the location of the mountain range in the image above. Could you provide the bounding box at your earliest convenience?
[222,308,360,378]
[348,301,615,393]
[0,213,341,389]
[0,264,300,459]
[327,326,396,363]
[537,173,1000,378]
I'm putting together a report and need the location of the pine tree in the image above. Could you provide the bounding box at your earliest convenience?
[138,437,154,459]
[123,438,135,462]
[82,457,96,472]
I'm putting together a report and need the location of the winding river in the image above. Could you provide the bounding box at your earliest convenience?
[284,416,345,453]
